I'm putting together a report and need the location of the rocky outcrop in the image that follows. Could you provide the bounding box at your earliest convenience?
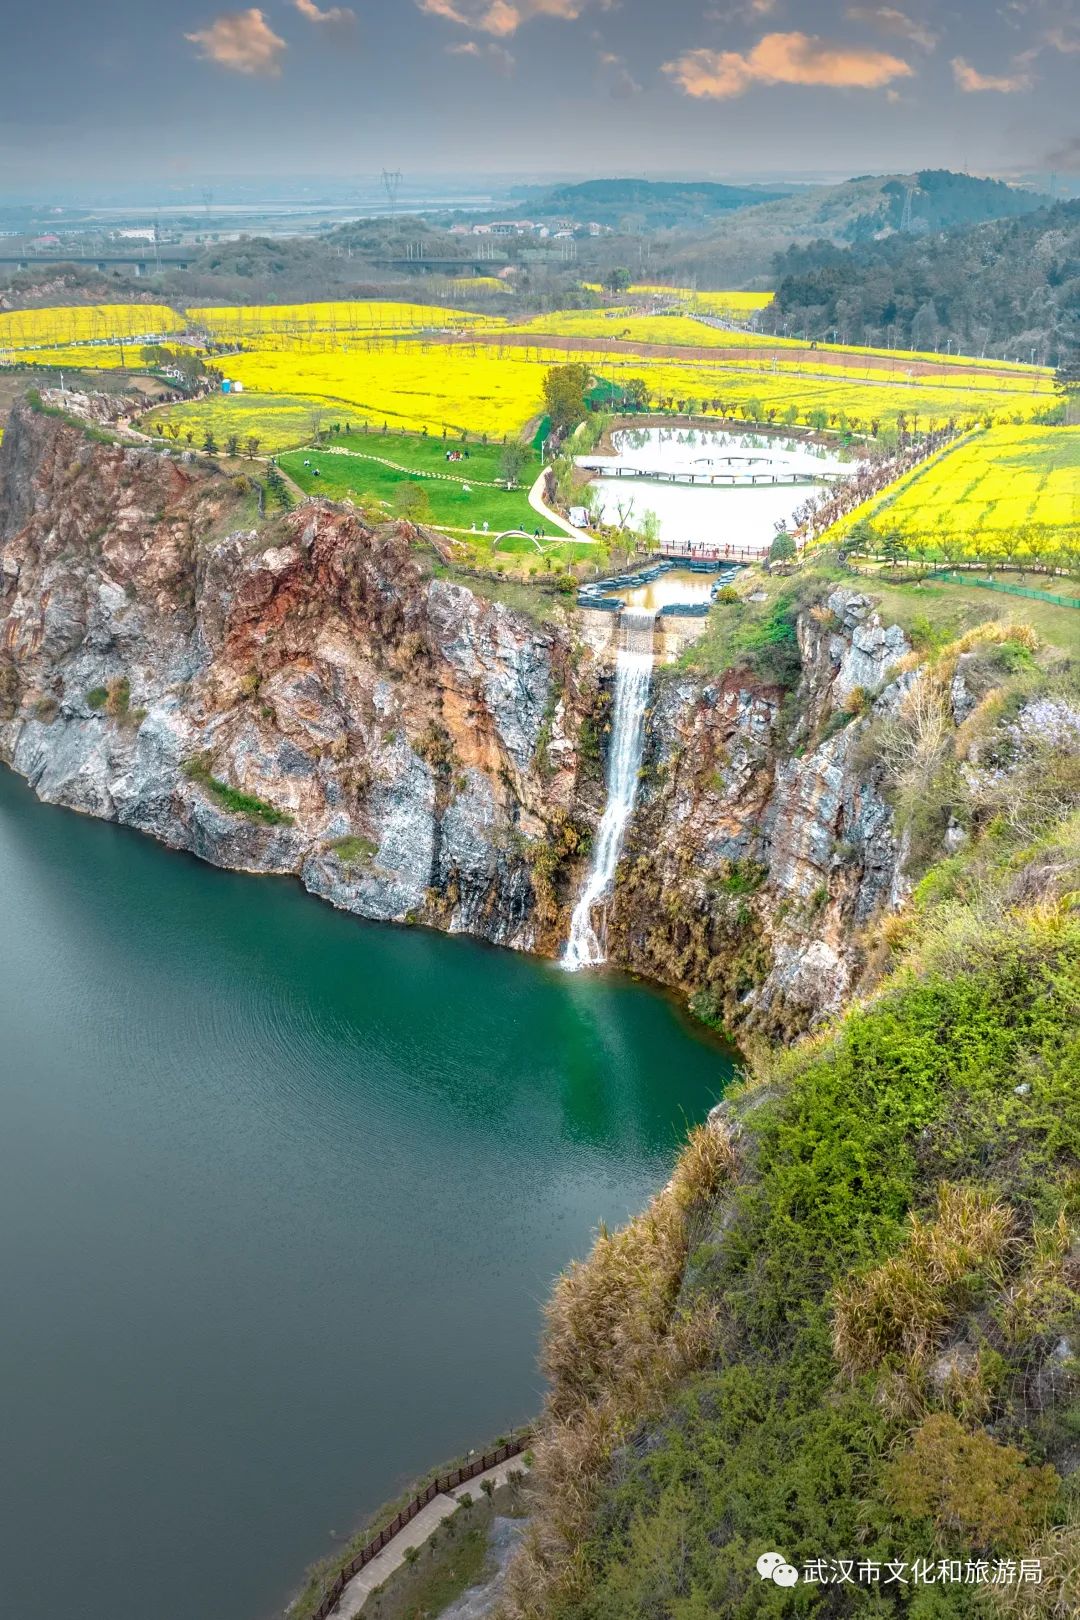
[608,589,911,1034]
[0,402,919,1036]
[0,403,592,956]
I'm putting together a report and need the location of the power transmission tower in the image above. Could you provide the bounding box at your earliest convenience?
[382,170,403,216]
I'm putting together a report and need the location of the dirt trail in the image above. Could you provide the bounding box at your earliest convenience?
[436,330,1036,387]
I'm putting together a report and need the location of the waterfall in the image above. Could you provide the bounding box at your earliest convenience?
[563,609,656,971]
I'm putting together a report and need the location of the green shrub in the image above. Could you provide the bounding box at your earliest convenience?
[508,870,1080,1620]
[183,755,294,826]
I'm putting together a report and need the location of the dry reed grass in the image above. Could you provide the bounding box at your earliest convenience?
[833,1183,1016,1378]
[499,1121,738,1620]
[997,1213,1078,1348]
[989,1523,1080,1618]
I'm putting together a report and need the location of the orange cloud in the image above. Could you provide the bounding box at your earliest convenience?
[951,55,1035,91]
[416,0,591,36]
[186,9,287,74]
[663,32,914,99]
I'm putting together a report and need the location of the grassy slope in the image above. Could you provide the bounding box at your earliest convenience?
[508,613,1080,1620]
[279,432,548,534]
[868,577,1080,656]
[679,564,1080,690]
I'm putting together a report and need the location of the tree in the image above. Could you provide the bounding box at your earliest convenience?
[622,377,650,412]
[551,454,576,506]
[203,431,218,455]
[225,434,239,458]
[911,299,940,351]
[500,443,527,488]
[543,363,592,432]
[265,465,290,510]
[880,531,908,573]
[245,436,261,459]
[602,266,632,294]
[769,531,797,571]
[396,483,432,525]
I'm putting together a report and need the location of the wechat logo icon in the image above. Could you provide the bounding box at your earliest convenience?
[757,1551,800,1587]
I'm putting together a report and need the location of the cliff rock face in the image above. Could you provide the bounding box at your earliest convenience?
[0,404,587,954]
[0,405,913,1034]
[608,589,910,1034]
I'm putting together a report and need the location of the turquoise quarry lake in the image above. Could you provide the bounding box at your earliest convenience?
[0,766,732,1620]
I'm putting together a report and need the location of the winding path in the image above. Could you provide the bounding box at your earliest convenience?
[527,469,594,543]
[314,445,504,490]
[330,1457,528,1619]
[432,327,1046,389]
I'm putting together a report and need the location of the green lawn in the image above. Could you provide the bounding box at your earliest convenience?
[280,431,551,536]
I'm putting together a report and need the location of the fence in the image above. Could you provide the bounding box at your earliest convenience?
[659,541,763,563]
[926,571,1080,609]
[310,1431,532,1620]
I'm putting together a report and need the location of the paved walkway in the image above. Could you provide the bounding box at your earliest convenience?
[331,1494,459,1618]
[329,1459,528,1619]
[527,469,595,543]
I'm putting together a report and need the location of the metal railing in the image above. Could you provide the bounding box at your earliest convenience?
[310,1431,532,1620]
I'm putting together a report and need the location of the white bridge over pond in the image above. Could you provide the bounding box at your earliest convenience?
[575,452,847,488]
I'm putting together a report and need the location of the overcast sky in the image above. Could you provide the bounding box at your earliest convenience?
[1,0,1077,191]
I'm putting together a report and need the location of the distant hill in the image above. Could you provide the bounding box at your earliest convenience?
[516,178,791,229]
[654,169,1052,286]
[772,198,1080,359]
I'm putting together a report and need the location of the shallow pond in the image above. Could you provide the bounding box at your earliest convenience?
[590,426,853,553]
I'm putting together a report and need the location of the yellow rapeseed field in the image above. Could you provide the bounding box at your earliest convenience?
[0,299,1059,452]
[189,300,502,341]
[630,285,774,314]
[860,425,1080,557]
[590,353,1053,428]
[219,342,545,436]
[0,303,185,351]
[450,276,511,293]
[141,393,330,452]
[0,345,141,369]
[199,337,1052,443]
[503,311,1054,393]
